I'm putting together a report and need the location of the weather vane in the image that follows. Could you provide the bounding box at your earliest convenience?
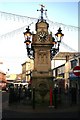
[37,4,47,21]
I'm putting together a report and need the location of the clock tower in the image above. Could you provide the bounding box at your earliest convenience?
[31,5,53,103]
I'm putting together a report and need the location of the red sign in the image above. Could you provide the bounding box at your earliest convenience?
[73,66,80,76]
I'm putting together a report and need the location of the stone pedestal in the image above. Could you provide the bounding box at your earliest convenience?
[31,70,53,103]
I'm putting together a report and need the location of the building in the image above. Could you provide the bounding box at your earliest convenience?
[0,70,8,90]
[6,73,22,83]
[65,52,80,89]
[22,59,34,83]
[16,73,22,83]
[52,52,80,89]
[0,70,6,81]
[52,64,65,89]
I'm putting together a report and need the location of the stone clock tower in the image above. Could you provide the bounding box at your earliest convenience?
[31,5,53,103]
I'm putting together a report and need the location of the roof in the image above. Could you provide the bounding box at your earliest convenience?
[53,52,80,60]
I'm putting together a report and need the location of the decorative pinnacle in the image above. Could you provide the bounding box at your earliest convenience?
[26,26,30,32]
[37,4,47,20]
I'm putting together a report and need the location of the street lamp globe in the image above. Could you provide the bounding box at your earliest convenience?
[55,27,64,43]
[23,26,32,45]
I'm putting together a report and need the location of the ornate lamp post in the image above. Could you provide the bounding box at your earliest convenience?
[50,27,64,59]
[23,26,34,59]
[23,26,64,60]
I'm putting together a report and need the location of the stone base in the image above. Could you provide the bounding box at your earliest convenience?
[31,73,54,104]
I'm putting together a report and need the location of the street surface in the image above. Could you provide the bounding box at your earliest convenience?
[1,91,79,119]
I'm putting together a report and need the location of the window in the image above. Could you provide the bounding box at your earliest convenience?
[71,59,77,69]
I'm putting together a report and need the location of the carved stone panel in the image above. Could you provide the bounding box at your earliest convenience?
[34,48,51,71]
[38,52,47,64]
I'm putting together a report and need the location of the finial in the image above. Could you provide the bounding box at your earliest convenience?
[37,4,47,21]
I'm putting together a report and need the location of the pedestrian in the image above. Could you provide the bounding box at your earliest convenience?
[8,83,14,105]
[18,84,22,102]
[22,85,26,102]
[28,84,32,100]
[71,86,77,105]
[24,86,29,100]
[65,84,68,95]
[14,84,19,102]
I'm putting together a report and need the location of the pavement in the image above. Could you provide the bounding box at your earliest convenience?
[1,91,80,119]
[2,100,80,119]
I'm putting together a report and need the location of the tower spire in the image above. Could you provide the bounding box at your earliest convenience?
[37,4,47,21]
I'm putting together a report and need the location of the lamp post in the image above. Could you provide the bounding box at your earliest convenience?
[23,26,64,60]
[23,26,34,59]
[50,27,64,59]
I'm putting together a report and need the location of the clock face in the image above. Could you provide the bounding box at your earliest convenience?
[38,31,48,42]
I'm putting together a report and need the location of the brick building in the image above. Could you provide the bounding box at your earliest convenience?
[0,70,8,89]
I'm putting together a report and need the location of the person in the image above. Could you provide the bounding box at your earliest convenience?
[65,84,68,94]
[71,86,77,105]
[27,84,32,100]
[22,85,26,101]
[18,84,22,102]
[8,83,14,105]
[14,84,19,102]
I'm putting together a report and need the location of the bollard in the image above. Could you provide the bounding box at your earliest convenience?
[32,87,35,109]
